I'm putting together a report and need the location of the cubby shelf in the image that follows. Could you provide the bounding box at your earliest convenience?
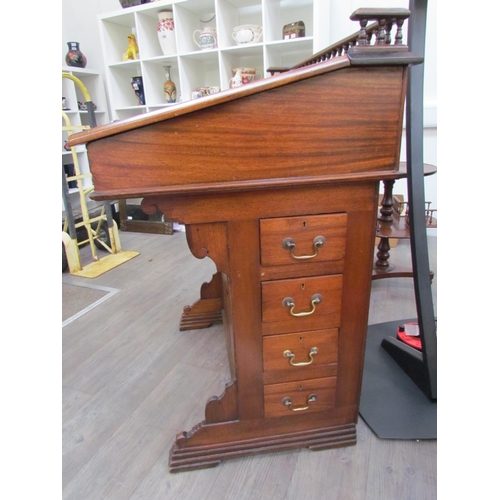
[98,0,329,121]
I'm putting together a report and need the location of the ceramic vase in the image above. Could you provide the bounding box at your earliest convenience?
[157,10,176,55]
[163,66,176,103]
[131,76,145,105]
[65,42,87,68]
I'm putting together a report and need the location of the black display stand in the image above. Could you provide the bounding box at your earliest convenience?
[380,0,437,402]
[360,320,437,439]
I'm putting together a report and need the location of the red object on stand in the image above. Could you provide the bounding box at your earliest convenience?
[397,322,422,350]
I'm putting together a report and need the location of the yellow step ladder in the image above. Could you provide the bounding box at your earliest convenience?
[62,72,139,278]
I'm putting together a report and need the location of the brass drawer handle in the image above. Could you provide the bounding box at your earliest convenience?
[282,294,322,317]
[282,236,325,260]
[282,394,317,412]
[283,347,318,366]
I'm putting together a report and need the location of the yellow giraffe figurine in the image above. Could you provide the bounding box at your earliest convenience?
[123,34,139,61]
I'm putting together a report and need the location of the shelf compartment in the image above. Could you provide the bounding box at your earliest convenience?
[264,38,313,75]
[175,0,217,54]
[217,0,263,49]
[179,52,220,100]
[219,46,265,90]
[142,59,181,107]
[136,7,170,59]
[80,111,108,128]
[108,64,145,111]
[264,0,313,44]
[100,14,139,65]
[62,77,79,112]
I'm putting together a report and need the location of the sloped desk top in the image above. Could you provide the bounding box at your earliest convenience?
[68,49,418,200]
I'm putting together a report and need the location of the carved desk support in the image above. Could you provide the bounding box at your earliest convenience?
[68,9,420,471]
[142,182,379,471]
[179,273,223,331]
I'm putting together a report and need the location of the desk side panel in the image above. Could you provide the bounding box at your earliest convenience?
[87,66,406,196]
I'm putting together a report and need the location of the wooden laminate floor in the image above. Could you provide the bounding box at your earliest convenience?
[62,230,437,500]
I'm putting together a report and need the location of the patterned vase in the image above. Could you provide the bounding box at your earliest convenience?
[163,66,176,103]
[131,76,145,105]
[65,42,87,68]
[157,10,176,55]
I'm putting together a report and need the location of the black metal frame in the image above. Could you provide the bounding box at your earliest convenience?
[381,0,437,401]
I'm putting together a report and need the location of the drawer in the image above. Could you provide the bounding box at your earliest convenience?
[264,377,337,418]
[261,275,343,335]
[263,329,339,384]
[260,213,347,267]
[263,329,338,372]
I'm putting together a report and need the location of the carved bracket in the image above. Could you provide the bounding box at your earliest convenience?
[185,223,230,276]
[205,380,238,424]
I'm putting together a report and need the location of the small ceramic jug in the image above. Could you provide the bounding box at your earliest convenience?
[193,27,217,50]
[229,67,243,88]
[229,67,259,88]
[196,87,210,96]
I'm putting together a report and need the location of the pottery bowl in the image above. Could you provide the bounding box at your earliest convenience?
[232,25,263,45]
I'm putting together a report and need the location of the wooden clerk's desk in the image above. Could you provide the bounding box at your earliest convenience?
[69,9,421,472]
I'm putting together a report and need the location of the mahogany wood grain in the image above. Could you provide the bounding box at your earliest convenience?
[72,66,406,200]
[336,207,379,410]
[260,260,345,282]
[179,272,223,331]
[264,377,337,418]
[260,213,347,267]
[262,363,338,386]
[226,219,264,421]
[205,381,238,424]
[142,183,377,227]
[173,407,356,448]
[261,275,343,334]
[179,298,223,331]
[184,223,229,275]
[69,57,350,147]
[263,328,339,374]
[170,420,356,473]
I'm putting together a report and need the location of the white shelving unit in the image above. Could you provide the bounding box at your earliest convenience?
[98,0,331,121]
[62,67,110,208]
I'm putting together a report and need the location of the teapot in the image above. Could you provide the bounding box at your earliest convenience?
[193,27,217,50]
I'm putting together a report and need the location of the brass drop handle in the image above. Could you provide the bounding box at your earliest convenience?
[282,294,322,317]
[283,347,318,366]
[282,236,325,260]
[282,394,317,412]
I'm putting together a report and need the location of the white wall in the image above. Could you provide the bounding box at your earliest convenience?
[62,0,122,75]
[61,0,438,213]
